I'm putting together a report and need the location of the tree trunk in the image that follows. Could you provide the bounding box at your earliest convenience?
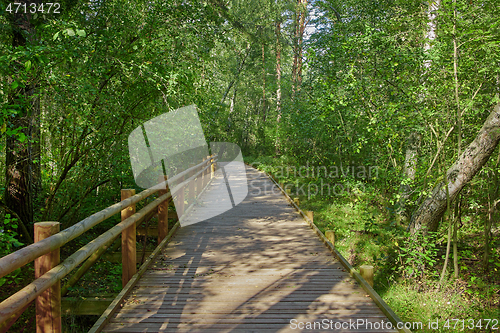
[423,0,441,70]
[275,21,282,121]
[5,1,41,242]
[275,20,282,155]
[400,0,440,218]
[220,44,250,105]
[292,0,307,95]
[483,151,500,270]
[262,42,266,121]
[396,132,421,222]
[296,0,307,89]
[411,102,500,233]
[230,87,236,114]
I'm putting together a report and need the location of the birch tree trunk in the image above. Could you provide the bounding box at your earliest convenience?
[396,133,422,222]
[411,103,500,233]
[275,23,281,119]
[397,1,440,224]
[262,43,266,121]
[275,20,282,154]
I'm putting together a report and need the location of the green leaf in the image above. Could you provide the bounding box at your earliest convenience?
[76,29,86,37]
[66,28,75,37]
[25,60,32,71]
[53,31,60,40]
[18,133,26,143]
[11,81,19,89]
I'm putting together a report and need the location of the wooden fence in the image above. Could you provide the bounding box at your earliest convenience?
[0,155,217,333]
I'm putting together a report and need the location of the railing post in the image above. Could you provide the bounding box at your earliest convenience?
[197,160,203,197]
[205,155,210,187]
[201,157,206,190]
[360,265,374,288]
[121,189,136,288]
[306,210,314,222]
[177,178,185,218]
[188,163,195,205]
[158,177,169,245]
[35,222,61,333]
[210,154,215,177]
[325,230,335,247]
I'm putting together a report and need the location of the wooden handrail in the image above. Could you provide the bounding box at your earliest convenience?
[0,191,171,324]
[0,186,161,279]
[0,154,217,330]
[61,201,159,297]
[166,154,217,187]
[169,161,215,196]
[0,155,217,279]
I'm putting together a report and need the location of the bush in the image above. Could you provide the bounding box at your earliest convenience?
[0,214,24,286]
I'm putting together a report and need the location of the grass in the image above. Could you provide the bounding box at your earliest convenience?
[246,155,500,333]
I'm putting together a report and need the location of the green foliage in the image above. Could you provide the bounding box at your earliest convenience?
[396,231,439,280]
[0,214,24,287]
[108,264,122,293]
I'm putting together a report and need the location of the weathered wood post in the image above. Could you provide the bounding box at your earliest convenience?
[121,189,136,288]
[177,177,185,218]
[158,177,169,245]
[306,210,314,222]
[325,230,335,247]
[205,155,211,186]
[360,265,374,288]
[201,157,206,189]
[210,154,215,177]
[197,160,203,197]
[35,222,61,333]
[188,163,195,205]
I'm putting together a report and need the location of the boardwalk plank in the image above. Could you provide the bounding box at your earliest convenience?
[114,310,385,318]
[102,322,397,333]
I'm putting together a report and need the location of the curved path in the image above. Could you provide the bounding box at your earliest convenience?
[99,166,398,332]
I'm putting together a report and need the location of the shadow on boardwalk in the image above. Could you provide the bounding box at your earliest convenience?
[101,166,397,333]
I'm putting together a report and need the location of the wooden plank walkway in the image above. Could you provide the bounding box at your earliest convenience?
[99,166,398,332]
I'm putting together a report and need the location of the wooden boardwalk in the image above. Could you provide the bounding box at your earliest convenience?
[98,166,398,332]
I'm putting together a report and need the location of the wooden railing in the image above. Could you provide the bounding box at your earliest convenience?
[0,154,217,333]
